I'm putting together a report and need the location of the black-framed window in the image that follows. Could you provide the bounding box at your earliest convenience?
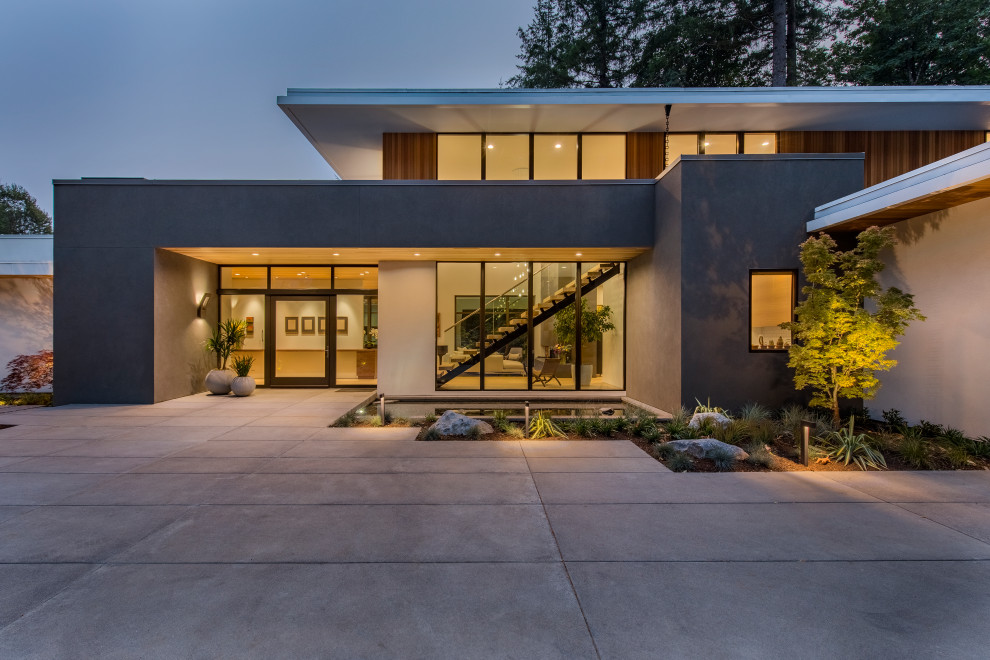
[749,270,797,352]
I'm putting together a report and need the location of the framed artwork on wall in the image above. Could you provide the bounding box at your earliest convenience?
[301,316,316,335]
[245,316,254,337]
[318,316,326,335]
[285,316,298,335]
[337,316,348,335]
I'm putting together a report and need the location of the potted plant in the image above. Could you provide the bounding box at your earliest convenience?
[230,355,256,396]
[553,300,615,386]
[203,318,246,394]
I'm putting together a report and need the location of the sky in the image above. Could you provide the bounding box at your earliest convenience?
[0,0,535,217]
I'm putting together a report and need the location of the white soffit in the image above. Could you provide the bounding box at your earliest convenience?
[810,141,990,232]
[0,235,54,276]
[277,87,990,179]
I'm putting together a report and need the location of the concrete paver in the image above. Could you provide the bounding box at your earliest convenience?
[0,389,988,658]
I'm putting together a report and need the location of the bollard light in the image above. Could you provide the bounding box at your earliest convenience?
[800,419,814,467]
[379,394,386,422]
[524,401,530,439]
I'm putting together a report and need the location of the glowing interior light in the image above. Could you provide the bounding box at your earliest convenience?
[487,144,494,149]
[251,253,259,256]
[555,144,562,149]
[575,252,583,257]
[494,252,501,256]
[332,253,340,256]
[413,253,420,256]
[762,141,770,146]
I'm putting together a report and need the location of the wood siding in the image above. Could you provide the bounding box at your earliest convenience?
[382,133,437,180]
[625,132,666,179]
[779,131,986,187]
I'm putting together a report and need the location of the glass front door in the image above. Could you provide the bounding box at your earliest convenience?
[268,296,333,386]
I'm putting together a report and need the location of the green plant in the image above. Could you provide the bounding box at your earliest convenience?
[467,424,483,439]
[669,406,691,426]
[204,319,247,370]
[823,419,887,470]
[592,418,616,437]
[529,411,565,439]
[332,411,358,428]
[383,411,394,425]
[231,355,254,378]
[506,425,525,439]
[965,437,990,460]
[667,452,694,472]
[664,419,697,440]
[653,442,676,460]
[714,420,748,446]
[613,416,630,433]
[641,424,661,442]
[423,427,440,441]
[391,417,410,427]
[573,417,594,437]
[693,397,726,415]
[424,412,438,424]
[784,226,925,426]
[697,417,720,438]
[368,415,383,428]
[778,404,808,438]
[738,402,771,424]
[946,444,971,469]
[919,420,945,437]
[745,441,774,468]
[882,409,907,429]
[937,427,967,447]
[553,299,615,346]
[898,436,933,469]
[709,446,737,471]
[491,410,512,433]
[0,392,52,406]
[750,420,778,447]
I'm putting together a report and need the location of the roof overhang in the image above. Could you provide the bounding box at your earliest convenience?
[164,247,646,265]
[277,87,990,179]
[810,141,990,232]
[0,235,53,276]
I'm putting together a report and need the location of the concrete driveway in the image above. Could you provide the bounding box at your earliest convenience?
[0,390,989,658]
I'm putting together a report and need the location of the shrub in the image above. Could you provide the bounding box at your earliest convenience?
[529,411,565,439]
[613,416,631,433]
[424,412,438,424]
[937,427,967,447]
[0,392,52,406]
[778,404,807,439]
[946,444,971,469]
[715,420,749,446]
[664,419,696,440]
[231,355,254,378]
[641,424,662,442]
[0,350,53,392]
[965,437,990,460]
[898,436,934,469]
[750,420,778,447]
[391,417,410,427]
[383,411,394,425]
[919,420,945,438]
[694,398,727,415]
[367,415,383,428]
[573,417,594,437]
[491,410,512,433]
[667,452,694,472]
[882,409,907,429]
[669,406,691,426]
[506,425,525,439]
[745,441,774,468]
[332,411,358,428]
[822,419,887,471]
[697,417,720,438]
[709,446,737,471]
[467,424,483,439]
[422,428,440,441]
[592,418,616,437]
[653,442,676,460]
[738,402,771,424]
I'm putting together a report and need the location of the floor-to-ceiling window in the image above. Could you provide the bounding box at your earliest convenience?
[436,260,624,392]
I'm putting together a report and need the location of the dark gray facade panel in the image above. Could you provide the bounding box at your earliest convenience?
[53,247,155,404]
[677,156,865,412]
[625,168,684,414]
[153,250,217,402]
[54,181,654,249]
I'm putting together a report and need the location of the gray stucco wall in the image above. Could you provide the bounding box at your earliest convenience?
[153,249,217,402]
[676,154,864,412]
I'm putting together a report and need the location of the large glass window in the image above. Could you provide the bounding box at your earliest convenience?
[750,271,796,351]
[438,134,482,180]
[533,134,577,180]
[485,134,530,180]
[483,262,529,390]
[580,262,624,390]
[581,134,626,179]
[335,267,378,290]
[665,134,699,167]
[221,267,266,289]
[271,267,332,289]
[336,294,377,385]
[437,263,482,390]
[221,294,266,384]
[703,134,738,155]
[744,133,777,154]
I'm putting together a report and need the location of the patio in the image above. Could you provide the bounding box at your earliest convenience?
[0,390,989,657]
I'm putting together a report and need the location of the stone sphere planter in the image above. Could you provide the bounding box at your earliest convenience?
[204,369,234,395]
[231,376,256,397]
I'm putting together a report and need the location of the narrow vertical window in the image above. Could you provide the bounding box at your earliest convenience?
[750,271,796,351]
[744,133,777,154]
[437,134,482,180]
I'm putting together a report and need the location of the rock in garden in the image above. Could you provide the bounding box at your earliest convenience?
[666,438,749,460]
[688,412,732,429]
[429,410,493,436]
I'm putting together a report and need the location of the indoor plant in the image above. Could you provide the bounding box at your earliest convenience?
[230,355,256,397]
[203,318,246,394]
[553,300,615,386]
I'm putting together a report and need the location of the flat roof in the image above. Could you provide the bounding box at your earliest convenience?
[277,87,990,179]
[810,141,990,232]
[0,235,53,276]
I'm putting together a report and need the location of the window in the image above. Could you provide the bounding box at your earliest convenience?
[581,134,626,179]
[270,267,332,289]
[485,134,530,180]
[221,267,266,289]
[750,271,796,351]
[702,134,738,155]
[334,267,378,290]
[438,134,482,180]
[665,134,699,167]
[744,133,777,154]
[533,134,577,179]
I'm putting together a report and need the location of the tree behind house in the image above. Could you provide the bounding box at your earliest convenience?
[783,226,924,426]
[0,183,53,234]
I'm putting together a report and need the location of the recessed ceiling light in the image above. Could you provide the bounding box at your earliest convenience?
[704,142,710,146]
[332,253,340,256]
[494,252,501,256]
[554,143,562,149]
[762,141,770,146]
[487,144,494,149]
[234,273,240,276]
[575,252,583,257]
[251,253,259,256]
[413,253,421,256]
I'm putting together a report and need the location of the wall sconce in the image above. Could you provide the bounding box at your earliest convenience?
[197,293,212,318]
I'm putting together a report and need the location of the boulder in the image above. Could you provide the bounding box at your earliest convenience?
[429,410,493,437]
[666,438,749,461]
[688,411,732,429]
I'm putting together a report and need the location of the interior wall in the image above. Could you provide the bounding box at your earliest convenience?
[872,195,990,436]
[0,277,53,389]
[378,261,436,396]
[153,249,217,402]
[599,271,625,388]
[335,295,365,351]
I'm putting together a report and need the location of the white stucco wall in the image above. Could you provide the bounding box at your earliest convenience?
[0,236,53,389]
[377,261,436,396]
[873,195,990,436]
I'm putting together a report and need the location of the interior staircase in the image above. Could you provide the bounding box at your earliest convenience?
[437,262,621,385]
